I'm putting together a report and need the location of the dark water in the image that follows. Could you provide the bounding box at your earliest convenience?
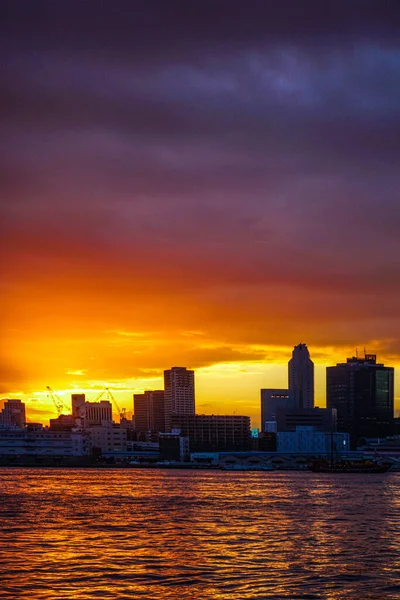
[1,469,400,599]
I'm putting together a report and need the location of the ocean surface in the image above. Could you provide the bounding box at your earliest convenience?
[1,469,400,599]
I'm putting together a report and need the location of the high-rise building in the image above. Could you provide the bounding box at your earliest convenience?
[260,389,289,431]
[288,343,314,409]
[71,393,86,418]
[327,354,394,447]
[0,399,26,428]
[164,367,195,431]
[133,390,165,437]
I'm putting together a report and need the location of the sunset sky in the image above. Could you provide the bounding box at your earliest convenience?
[1,1,400,426]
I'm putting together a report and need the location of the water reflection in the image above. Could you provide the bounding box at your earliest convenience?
[0,469,400,599]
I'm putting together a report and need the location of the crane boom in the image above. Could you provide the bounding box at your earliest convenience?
[46,386,70,416]
[93,387,126,421]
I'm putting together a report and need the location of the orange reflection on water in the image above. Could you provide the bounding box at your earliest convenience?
[1,469,400,599]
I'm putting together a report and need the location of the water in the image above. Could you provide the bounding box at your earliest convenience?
[0,469,400,599]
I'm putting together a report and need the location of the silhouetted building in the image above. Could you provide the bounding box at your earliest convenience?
[260,389,290,431]
[289,343,314,409]
[276,407,337,433]
[120,417,136,440]
[258,431,277,451]
[159,432,189,462]
[71,393,86,418]
[327,354,394,448]
[80,401,112,425]
[49,415,76,431]
[264,421,277,433]
[164,367,195,431]
[0,399,26,428]
[133,390,165,439]
[171,414,251,452]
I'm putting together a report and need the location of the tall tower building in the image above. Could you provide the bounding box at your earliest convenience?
[288,343,314,410]
[164,367,195,431]
[327,353,394,447]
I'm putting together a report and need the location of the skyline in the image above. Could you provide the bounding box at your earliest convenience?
[2,347,399,428]
[2,2,400,425]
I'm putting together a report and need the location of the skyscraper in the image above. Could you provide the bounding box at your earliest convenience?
[288,343,314,409]
[164,367,195,431]
[327,353,394,447]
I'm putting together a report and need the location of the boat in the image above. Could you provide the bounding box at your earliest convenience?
[308,430,392,473]
[309,459,391,473]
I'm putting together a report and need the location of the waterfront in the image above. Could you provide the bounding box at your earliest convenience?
[1,469,400,599]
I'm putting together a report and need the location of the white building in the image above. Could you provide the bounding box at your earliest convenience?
[0,425,90,456]
[86,424,127,454]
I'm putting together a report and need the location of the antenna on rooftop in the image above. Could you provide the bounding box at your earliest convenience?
[356,348,358,358]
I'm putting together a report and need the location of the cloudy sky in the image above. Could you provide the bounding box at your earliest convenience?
[1,1,400,424]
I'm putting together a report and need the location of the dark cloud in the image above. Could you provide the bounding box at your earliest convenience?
[2,1,400,56]
[1,0,400,363]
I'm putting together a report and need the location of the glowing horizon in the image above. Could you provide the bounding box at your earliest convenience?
[2,3,400,428]
[2,344,399,428]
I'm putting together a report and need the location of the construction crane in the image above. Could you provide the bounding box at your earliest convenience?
[93,387,127,422]
[46,386,70,416]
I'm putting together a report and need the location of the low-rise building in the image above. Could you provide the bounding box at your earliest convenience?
[277,426,349,454]
[49,415,77,430]
[159,432,189,462]
[171,414,251,452]
[86,424,127,454]
[0,425,90,456]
